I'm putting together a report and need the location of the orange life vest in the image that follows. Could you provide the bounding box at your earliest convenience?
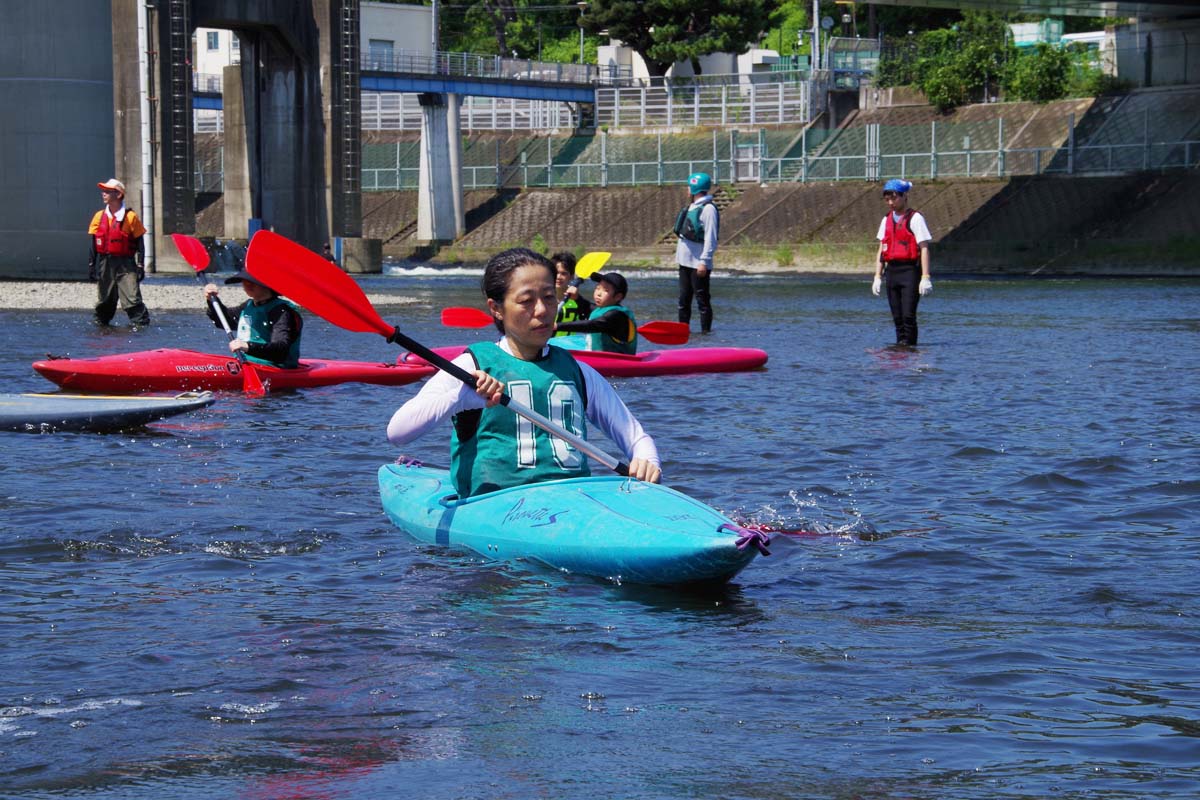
[881,209,920,264]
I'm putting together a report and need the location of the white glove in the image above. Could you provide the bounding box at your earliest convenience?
[871,276,881,296]
[919,277,933,296]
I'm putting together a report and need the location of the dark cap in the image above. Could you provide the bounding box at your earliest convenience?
[592,271,628,297]
[223,269,274,291]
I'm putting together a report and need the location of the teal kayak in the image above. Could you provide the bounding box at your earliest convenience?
[0,391,215,432]
[378,462,769,586]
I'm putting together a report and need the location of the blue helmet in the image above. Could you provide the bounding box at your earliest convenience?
[687,172,712,194]
[883,178,913,195]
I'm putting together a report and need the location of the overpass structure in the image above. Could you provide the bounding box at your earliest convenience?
[198,47,620,245]
[359,53,623,243]
[146,3,619,267]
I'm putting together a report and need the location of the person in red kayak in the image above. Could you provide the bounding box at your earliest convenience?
[88,178,150,327]
[203,270,304,368]
[387,248,660,498]
[555,271,638,354]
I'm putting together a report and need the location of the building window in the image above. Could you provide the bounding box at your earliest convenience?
[207,31,219,51]
[369,39,394,71]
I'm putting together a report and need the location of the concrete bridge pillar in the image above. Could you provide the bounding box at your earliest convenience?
[240,29,328,246]
[221,65,252,239]
[416,92,465,244]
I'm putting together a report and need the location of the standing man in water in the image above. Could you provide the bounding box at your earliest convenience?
[675,172,719,334]
[88,178,150,327]
[872,179,932,346]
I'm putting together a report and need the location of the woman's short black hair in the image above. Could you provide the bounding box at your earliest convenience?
[481,248,556,333]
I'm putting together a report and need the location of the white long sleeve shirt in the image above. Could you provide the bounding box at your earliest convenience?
[387,339,660,468]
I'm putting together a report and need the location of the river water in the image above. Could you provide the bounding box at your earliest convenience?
[2,273,1198,799]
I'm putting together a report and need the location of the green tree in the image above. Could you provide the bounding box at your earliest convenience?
[435,0,593,60]
[876,11,1013,111]
[582,0,772,76]
[1006,42,1072,102]
[758,0,810,59]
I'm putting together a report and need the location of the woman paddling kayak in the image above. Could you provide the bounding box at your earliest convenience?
[387,248,661,498]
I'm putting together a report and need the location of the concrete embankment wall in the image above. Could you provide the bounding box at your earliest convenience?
[358,171,1200,276]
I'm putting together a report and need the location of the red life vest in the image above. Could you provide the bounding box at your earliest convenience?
[881,209,920,264]
[94,211,138,258]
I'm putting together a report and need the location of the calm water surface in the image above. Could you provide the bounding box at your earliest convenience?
[2,274,1198,799]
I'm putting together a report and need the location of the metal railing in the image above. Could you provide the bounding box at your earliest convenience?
[759,140,1199,183]
[194,109,223,134]
[596,77,816,129]
[361,134,1200,191]
[361,49,633,87]
[193,72,224,93]
[197,69,829,133]
[362,92,578,131]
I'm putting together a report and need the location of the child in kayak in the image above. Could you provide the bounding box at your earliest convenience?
[387,248,660,498]
[203,270,303,368]
[554,271,637,354]
[552,251,593,334]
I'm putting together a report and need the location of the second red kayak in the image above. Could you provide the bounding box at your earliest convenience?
[33,348,436,393]
[409,343,768,377]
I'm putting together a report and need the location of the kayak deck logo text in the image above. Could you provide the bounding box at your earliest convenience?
[503,497,568,528]
[171,362,241,375]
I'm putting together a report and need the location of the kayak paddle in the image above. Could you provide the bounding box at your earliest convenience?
[169,233,267,397]
[633,320,690,346]
[442,306,690,346]
[245,230,629,476]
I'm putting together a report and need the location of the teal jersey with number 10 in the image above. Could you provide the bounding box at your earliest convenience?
[450,342,590,498]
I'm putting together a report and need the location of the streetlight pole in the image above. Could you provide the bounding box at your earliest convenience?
[812,0,820,72]
[577,1,588,64]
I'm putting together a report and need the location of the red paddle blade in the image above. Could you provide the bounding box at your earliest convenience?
[242,362,267,396]
[246,230,393,337]
[170,233,210,271]
[637,321,690,345]
[441,307,494,328]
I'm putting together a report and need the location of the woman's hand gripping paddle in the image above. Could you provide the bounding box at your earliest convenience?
[169,233,267,397]
[245,231,629,476]
[442,306,690,346]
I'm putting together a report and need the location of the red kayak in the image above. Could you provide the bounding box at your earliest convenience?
[410,343,768,378]
[33,348,436,393]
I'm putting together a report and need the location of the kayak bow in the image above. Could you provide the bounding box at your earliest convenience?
[33,349,435,393]
[378,462,769,586]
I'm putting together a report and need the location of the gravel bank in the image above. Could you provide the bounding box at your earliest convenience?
[0,280,421,311]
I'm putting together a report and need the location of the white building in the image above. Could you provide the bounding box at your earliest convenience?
[193,27,240,91]
[598,41,781,83]
[362,1,433,68]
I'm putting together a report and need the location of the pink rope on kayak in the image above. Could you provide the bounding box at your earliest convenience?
[720,523,771,556]
[394,455,423,467]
